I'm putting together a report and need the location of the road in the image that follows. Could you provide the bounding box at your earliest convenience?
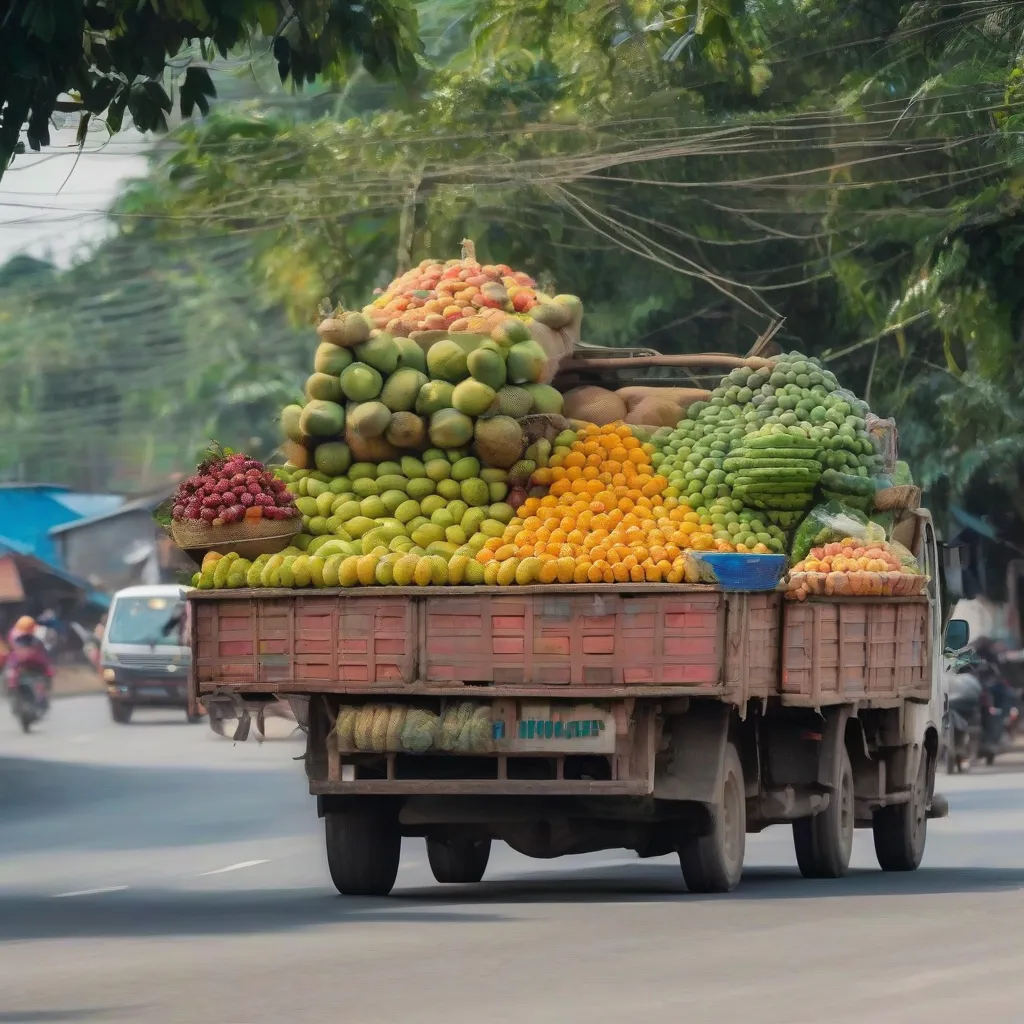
[2,696,1023,1024]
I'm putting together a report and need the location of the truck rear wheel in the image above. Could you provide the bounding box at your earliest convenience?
[679,741,745,893]
[427,837,491,884]
[873,750,928,872]
[110,701,133,725]
[792,746,854,878]
[325,806,401,897]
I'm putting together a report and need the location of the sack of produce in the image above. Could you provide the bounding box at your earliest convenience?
[790,500,876,564]
[786,536,927,600]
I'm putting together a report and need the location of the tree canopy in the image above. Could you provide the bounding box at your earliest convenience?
[5,0,1024,536]
[0,0,422,176]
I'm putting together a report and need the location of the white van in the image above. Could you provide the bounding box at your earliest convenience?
[100,584,196,724]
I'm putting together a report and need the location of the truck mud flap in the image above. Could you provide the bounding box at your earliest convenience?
[652,701,730,804]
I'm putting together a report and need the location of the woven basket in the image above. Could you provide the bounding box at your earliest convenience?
[873,485,922,512]
[170,517,298,564]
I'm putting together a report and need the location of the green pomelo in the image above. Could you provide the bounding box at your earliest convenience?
[451,379,497,417]
[339,362,383,402]
[426,339,469,382]
[380,367,428,412]
[429,408,474,449]
[347,401,391,439]
[506,339,548,384]
[354,333,400,375]
[313,441,351,477]
[314,341,353,376]
[300,400,345,438]
[395,335,428,373]
[305,372,342,403]
[524,383,563,415]
[386,411,427,449]
[467,344,507,390]
[416,379,456,416]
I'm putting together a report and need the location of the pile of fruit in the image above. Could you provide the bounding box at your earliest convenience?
[653,353,883,532]
[169,447,297,526]
[787,539,926,599]
[363,240,545,335]
[335,702,493,754]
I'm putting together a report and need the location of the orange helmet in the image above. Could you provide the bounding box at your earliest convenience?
[14,615,36,633]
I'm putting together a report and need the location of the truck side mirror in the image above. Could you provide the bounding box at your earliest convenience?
[945,619,970,652]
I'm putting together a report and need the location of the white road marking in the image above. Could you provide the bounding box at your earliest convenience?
[52,885,129,898]
[195,859,269,876]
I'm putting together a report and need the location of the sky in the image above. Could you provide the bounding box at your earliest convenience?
[0,124,151,268]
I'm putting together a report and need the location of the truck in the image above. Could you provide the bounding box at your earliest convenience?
[186,348,956,896]
[189,510,956,898]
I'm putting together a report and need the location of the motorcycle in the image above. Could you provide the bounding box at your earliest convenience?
[978,688,1018,766]
[946,670,983,774]
[6,664,50,733]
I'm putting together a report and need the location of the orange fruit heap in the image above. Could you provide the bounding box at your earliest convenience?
[474,423,740,585]
[362,240,539,337]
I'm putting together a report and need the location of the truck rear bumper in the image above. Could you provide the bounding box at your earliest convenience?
[310,779,649,797]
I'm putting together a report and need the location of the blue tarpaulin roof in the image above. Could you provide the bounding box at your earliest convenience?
[0,484,119,567]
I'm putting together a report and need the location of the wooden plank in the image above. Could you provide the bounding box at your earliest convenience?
[309,779,651,796]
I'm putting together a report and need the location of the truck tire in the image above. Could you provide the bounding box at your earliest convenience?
[873,750,928,872]
[426,837,491,884]
[325,806,401,896]
[792,746,854,878]
[679,741,745,893]
[110,701,133,725]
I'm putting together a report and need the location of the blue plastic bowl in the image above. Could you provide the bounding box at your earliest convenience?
[691,552,787,592]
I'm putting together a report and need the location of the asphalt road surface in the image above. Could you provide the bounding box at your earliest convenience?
[2,696,1024,1024]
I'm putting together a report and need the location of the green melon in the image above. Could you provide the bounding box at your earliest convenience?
[426,339,469,382]
[523,383,563,415]
[429,408,474,449]
[300,400,345,438]
[451,379,497,417]
[415,379,455,416]
[314,341,353,376]
[380,368,428,412]
[313,441,351,477]
[386,411,427,449]
[506,339,548,384]
[354,333,400,375]
[467,343,508,390]
[395,335,428,373]
[339,362,383,402]
[347,401,392,439]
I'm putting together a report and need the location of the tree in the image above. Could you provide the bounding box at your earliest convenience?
[0,0,423,178]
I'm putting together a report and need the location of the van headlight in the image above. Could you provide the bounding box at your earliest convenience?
[102,668,117,682]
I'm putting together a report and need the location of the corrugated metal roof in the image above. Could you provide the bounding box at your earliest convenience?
[53,493,124,519]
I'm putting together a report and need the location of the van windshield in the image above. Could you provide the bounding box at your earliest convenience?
[106,596,185,647]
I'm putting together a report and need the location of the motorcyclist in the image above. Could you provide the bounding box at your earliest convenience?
[970,636,1018,757]
[5,616,54,689]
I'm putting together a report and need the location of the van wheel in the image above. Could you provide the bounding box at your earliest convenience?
[110,701,133,725]
[679,742,745,893]
[427,837,491,884]
[873,752,928,872]
[325,806,401,896]
[793,746,854,878]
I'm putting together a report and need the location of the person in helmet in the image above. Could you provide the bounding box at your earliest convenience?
[5,616,53,687]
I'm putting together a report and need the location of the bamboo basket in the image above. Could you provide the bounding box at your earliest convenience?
[170,517,299,564]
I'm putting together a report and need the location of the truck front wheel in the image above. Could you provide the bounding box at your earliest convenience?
[679,742,745,893]
[427,837,491,884]
[325,806,401,897]
[792,746,854,878]
[873,750,929,872]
